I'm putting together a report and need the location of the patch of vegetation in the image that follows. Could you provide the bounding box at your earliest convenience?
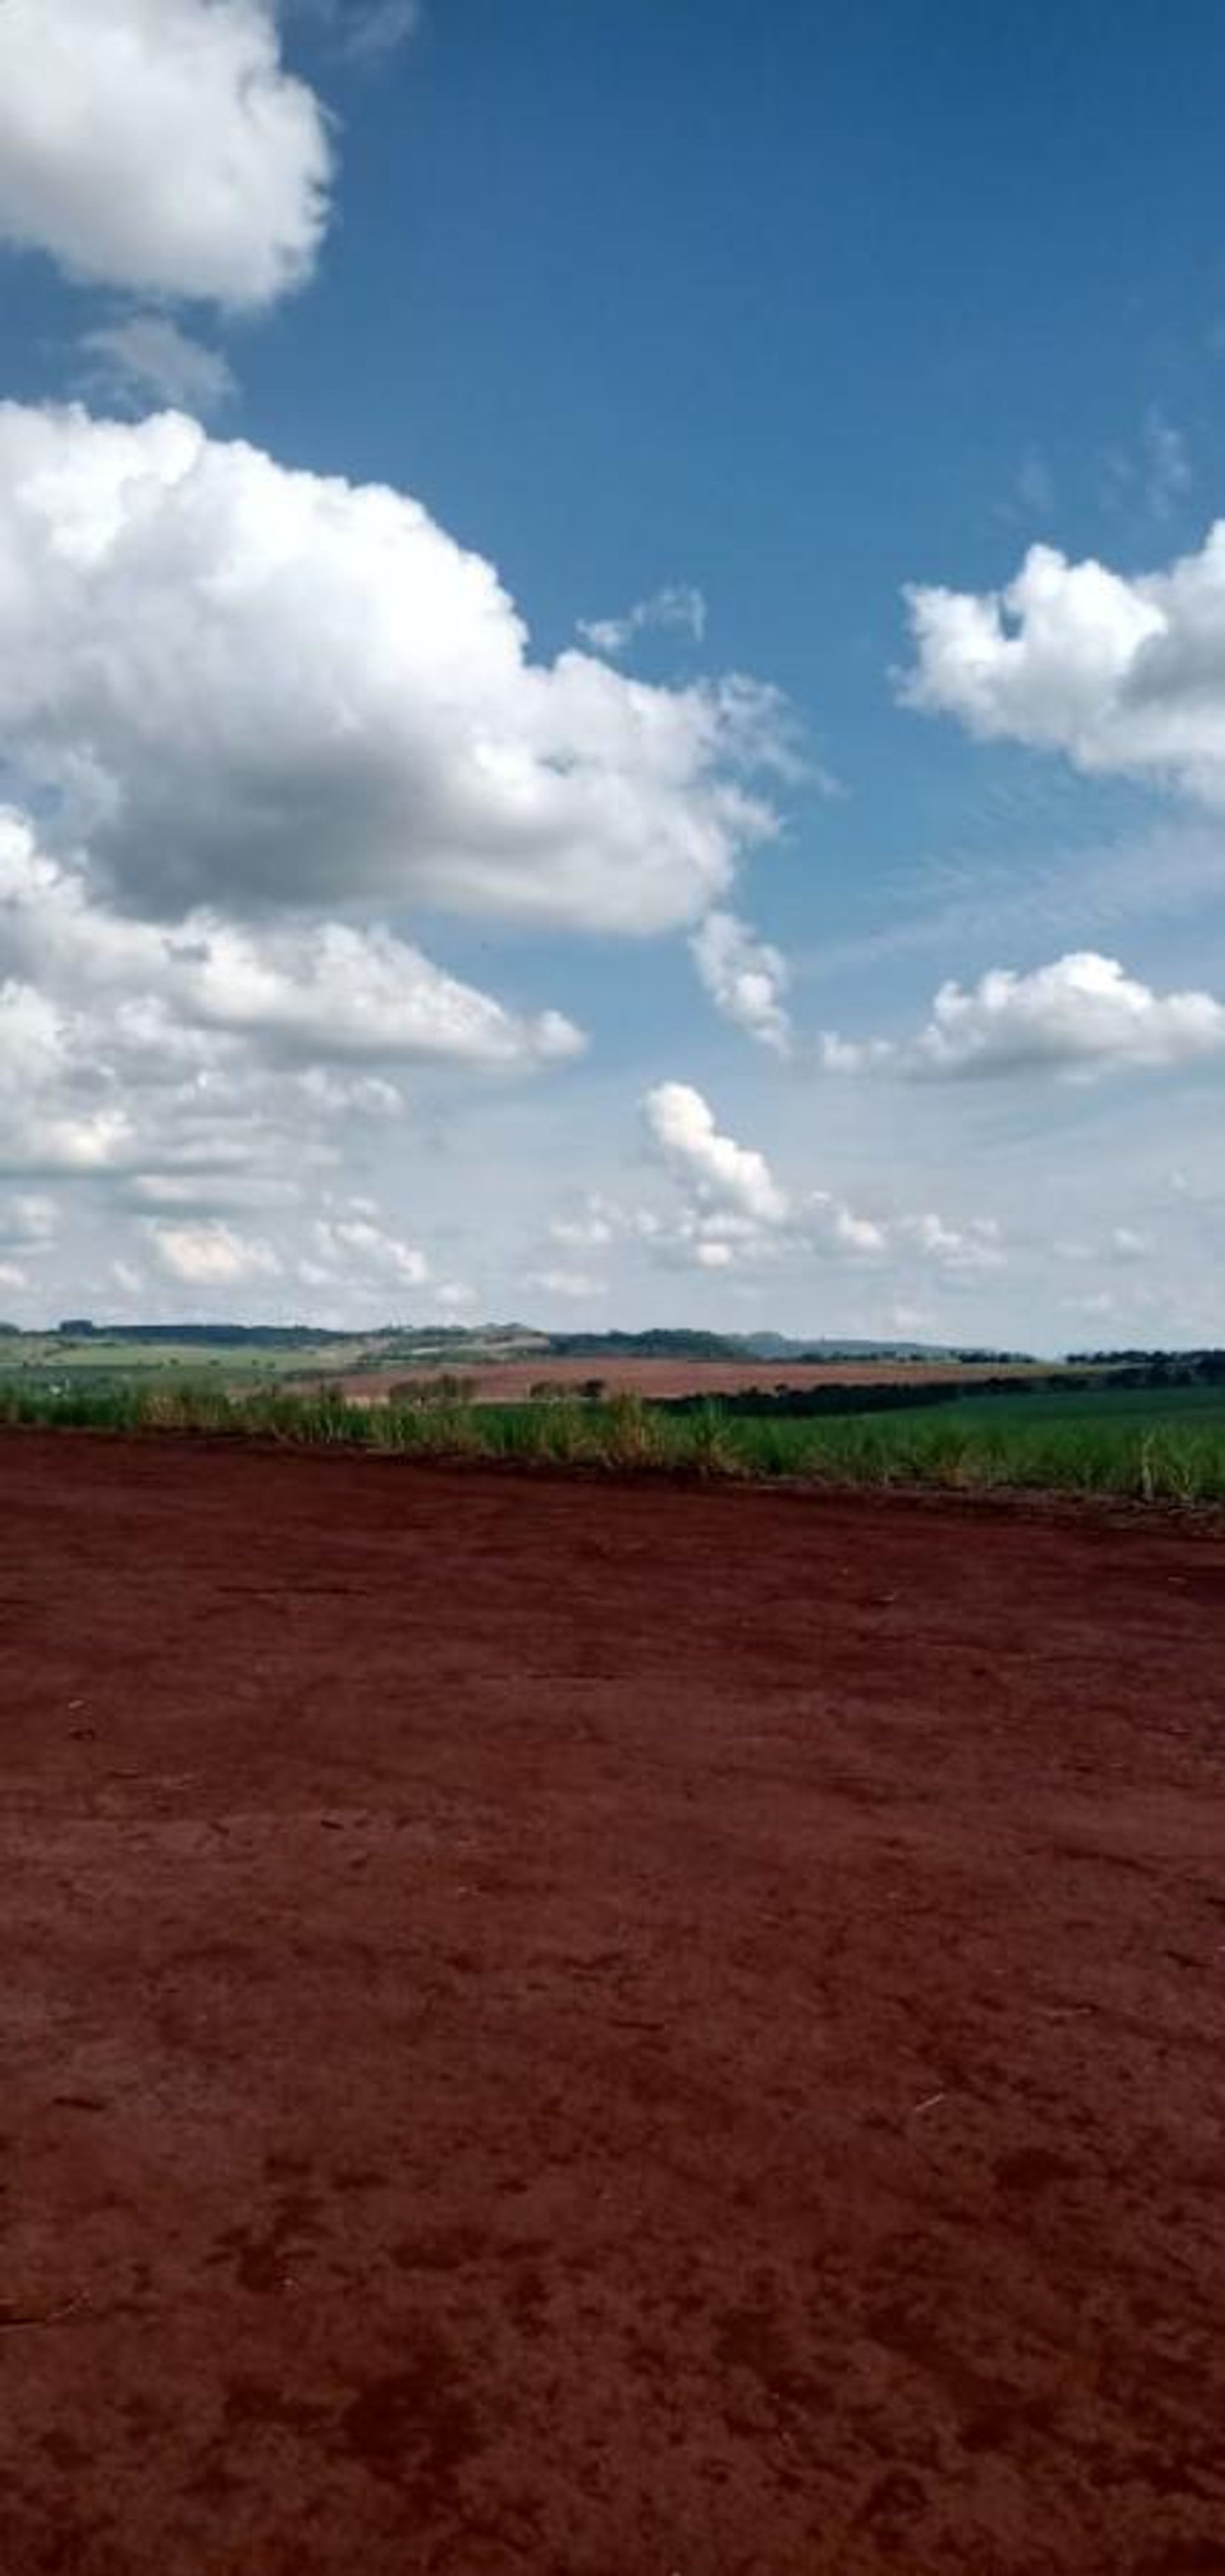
[3,1380,1223,1505]
[1066,1348,1225,1387]
[541,1329,745,1359]
[654,1374,1076,1419]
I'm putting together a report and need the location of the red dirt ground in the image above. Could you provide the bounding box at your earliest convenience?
[343,1357,1044,1403]
[1,1432,1222,2576]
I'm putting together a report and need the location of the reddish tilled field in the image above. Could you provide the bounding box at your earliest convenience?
[1,1431,1222,2575]
[342,1357,1041,1403]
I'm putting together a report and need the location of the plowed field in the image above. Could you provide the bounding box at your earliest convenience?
[1,1433,1222,2574]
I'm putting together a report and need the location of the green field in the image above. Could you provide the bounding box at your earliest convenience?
[2,1376,1223,1505]
[934,1380,1225,1429]
[0,1334,373,1384]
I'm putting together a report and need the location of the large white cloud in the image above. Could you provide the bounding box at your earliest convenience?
[0,812,583,1072]
[820,951,1225,1078]
[0,805,583,1226]
[0,405,783,930]
[903,530,1225,807]
[0,0,330,309]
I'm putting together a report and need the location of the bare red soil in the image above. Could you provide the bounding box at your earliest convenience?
[346,1356,1043,1402]
[1,1432,1222,2576]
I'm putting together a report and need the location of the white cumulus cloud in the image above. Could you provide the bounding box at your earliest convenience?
[690,909,792,1053]
[902,527,1225,808]
[0,0,330,309]
[636,1083,1002,1278]
[0,805,582,1246]
[0,812,583,1073]
[0,405,783,932]
[808,1194,889,1257]
[820,952,1225,1078]
[643,1082,789,1225]
[0,974,135,1176]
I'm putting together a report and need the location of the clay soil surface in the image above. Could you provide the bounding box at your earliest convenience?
[1,1433,1222,2576]
[346,1356,1043,1403]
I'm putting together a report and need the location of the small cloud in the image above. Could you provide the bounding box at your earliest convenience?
[0,1191,56,1252]
[311,1216,429,1285]
[995,447,1056,526]
[578,584,707,658]
[643,1082,788,1225]
[341,1,422,63]
[297,0,422,63]
[1099,409,1191,523]
[1016,449,1056,517]
[808,1195,889,1258]
[899,1212,1005,1274]
[1098,442,1135,516]
[78,314,237,417]
[819,953,1225,1081]
[149,1221,281,1286]
[690,910,792,1055]
[526,1267,607,1300]
[1141,408,1191,521]
[889,1302,935,1335]
[549,1197,618,1250]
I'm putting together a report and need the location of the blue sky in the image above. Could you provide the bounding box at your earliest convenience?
[0,0,1222,1346]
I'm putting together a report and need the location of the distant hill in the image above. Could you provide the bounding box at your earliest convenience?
[537,1329,743,1361]
[737,1332,1027,1363]
[11,1320,1221,1397]
[39,1318,1029,1364]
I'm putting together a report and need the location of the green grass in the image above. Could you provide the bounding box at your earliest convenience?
[2,1378,1224,1505]
[938,1379,1225,1430]
[0,1334,371,1384]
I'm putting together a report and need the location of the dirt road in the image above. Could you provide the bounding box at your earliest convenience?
[1,1433,1222,2573]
